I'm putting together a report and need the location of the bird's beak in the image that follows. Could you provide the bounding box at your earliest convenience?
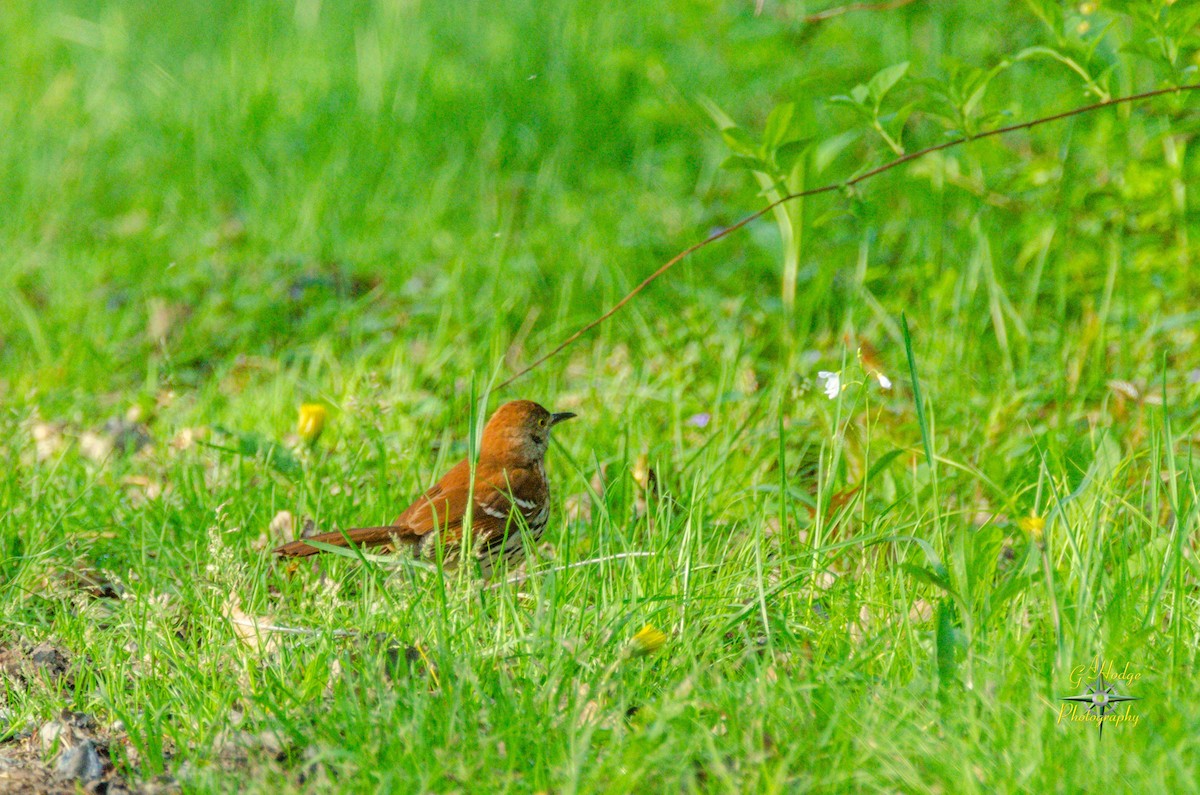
[550,412,577,427]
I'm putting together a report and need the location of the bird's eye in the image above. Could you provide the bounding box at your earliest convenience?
[537,418,547,427]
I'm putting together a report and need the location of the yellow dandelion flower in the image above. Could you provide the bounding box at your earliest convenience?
[297,403,328,445]
[630,624,668,656]
[1018,513,1045,542]
[632,453,650,489]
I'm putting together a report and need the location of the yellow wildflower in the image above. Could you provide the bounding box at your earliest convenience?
[297,404,328,445]
[630,624,668,656]
[1018,513,1045,542]
[632,453,650,489]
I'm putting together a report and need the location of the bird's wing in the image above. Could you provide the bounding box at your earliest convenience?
[392,458,476,540]
[273,460,474,558]
[395,460,539,540]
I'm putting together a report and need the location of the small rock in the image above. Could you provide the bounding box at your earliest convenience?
[104,416,152,455]
[252,730,286,759]
[79,430,115,463]
[56,738,104,782]
[215,728,288,763]
[174,761,196,782]
[39,719,71,752]
[59,710,96,731]
[268,511,294,540]
[39,710,95,752]
[142,775,183,794]
[31,422,65,460]
[30,643,68,672]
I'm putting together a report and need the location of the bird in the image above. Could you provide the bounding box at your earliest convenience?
[273,400,576,576]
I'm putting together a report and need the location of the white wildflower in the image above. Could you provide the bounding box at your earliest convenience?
[817,371,842,400]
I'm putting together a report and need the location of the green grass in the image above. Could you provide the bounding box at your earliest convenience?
[2,0,1200,791]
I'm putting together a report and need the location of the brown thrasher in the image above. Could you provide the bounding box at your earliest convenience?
[273,400,575,575]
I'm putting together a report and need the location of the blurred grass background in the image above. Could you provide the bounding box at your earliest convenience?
[7,0,1194,409]
[1,0,1199,792]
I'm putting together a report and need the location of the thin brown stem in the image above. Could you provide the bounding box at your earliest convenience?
[499,83,1199,389]
[804,0,917,24]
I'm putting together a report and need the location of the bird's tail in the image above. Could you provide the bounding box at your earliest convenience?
[273,526,405,558]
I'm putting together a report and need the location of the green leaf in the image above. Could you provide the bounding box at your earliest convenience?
[1118,39,1162,64]
[773,139,810,173]
[1021,0,1063,33]
[965,525,1004,597]
[881,102,915,134]
[720,127,759,157]
[936,599,959,687]
[867,61,909,105]
[1014,45,1067,62]
[901,314,933,467]
[1014,46,1103,98]
[850,84,870,105]
[902,563,955,596]
[1082,19,1116,61]
[964,80,990,119]
[814,129,860,173]
[865,448,905,483]
[1167,4,1200,35]
[985,573,1035,622]
[763,102,795,150]
[697,94,736,130]
[755,177,790,199]
[827,95,874,122]
[720,154,770,173]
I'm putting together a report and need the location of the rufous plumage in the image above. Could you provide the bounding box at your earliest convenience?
[273,400,574,576]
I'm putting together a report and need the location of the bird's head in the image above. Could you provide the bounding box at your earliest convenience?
[480,400,575,465]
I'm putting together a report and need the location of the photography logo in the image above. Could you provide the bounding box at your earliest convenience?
[1058,657,1141,740]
